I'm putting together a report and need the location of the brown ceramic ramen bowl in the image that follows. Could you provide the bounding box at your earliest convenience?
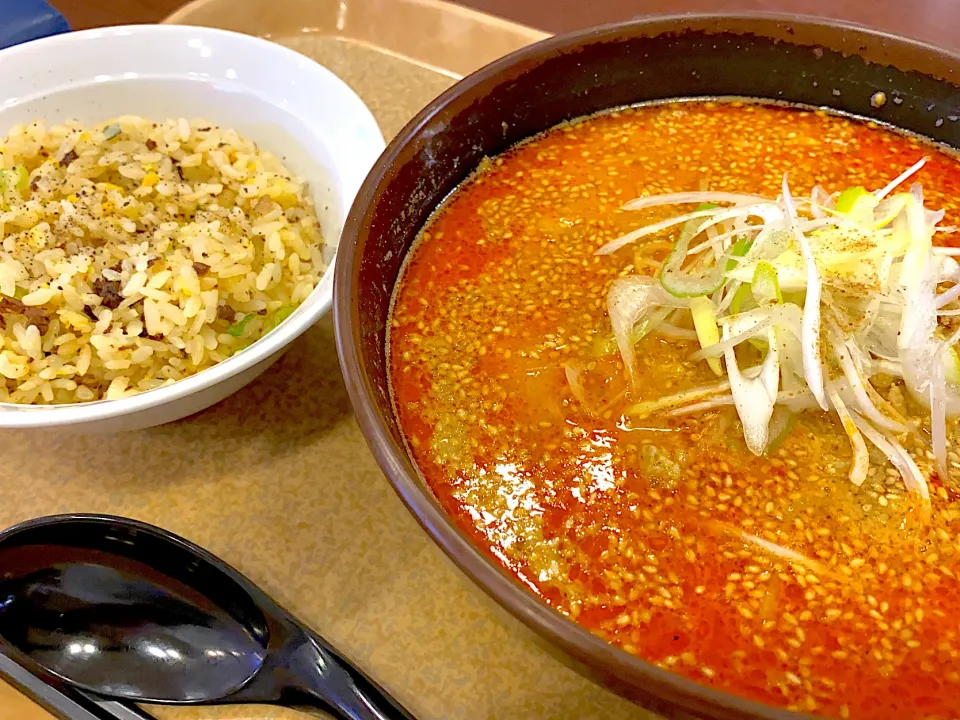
[334,14,960,719]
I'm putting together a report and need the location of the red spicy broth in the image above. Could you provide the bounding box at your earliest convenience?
[388,101,960,719]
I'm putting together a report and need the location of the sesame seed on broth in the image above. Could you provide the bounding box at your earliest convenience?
[388,101,960,719]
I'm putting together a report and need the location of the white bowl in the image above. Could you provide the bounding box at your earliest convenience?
[0,24,385,432]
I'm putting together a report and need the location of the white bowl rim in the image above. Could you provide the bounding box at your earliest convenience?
[0,24,386,428]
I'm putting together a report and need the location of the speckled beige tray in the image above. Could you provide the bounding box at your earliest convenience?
[0,2,658,719]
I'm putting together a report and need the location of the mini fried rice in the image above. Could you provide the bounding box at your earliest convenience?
[0,116,325,404]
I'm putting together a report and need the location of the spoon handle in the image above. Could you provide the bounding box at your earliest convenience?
[289,633,417,720]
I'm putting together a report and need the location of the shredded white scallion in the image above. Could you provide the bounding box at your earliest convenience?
[601,160,958,501]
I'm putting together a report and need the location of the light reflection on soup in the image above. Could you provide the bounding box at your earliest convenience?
[388,101,960,719]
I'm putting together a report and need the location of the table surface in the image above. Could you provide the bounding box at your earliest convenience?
[54,0,960,49]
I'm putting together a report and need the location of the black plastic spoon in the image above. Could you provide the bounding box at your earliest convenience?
[0,514,416,720]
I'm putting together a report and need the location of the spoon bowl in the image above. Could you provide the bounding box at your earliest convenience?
[0,514,414,720]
